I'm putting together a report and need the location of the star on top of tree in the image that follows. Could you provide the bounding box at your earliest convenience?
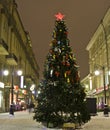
[55,12,65,21]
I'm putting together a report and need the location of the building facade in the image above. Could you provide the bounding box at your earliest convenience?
[0,0,39,112]
[84,7,110,108]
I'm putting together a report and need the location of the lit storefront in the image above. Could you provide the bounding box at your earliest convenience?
[0,82,4,112]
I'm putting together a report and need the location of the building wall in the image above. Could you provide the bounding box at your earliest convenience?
[85,7,110,106]
[0,0,39,112]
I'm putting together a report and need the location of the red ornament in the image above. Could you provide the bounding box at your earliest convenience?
[65,54,69,59]
[66,70,71,75]
[64,31,68,35]
[66,61,70,66]
[49,49,53,54]
[62,61,66,65]
[55,12,65,21]
[55,71,60,77]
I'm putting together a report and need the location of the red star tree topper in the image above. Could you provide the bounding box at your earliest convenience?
[55,12,65,21]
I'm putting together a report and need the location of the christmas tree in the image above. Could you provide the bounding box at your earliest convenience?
[33,12,90,128]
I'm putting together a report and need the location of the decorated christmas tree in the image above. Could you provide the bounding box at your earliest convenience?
[33,13,90,128]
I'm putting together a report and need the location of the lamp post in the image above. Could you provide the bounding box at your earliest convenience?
[3,68,23,111]
[102,67,106,105]
[11,70,14,105]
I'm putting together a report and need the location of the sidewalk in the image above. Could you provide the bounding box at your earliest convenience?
[0,111,110,130]
[82,112,110,130]
[0,110,62,130]
[93,111,110,118]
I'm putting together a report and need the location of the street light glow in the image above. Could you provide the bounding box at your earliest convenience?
[17,70,23,76]
[3,70,9,76]
[95,70,100,75]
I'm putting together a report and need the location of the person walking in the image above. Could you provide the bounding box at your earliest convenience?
[9,104,14,116]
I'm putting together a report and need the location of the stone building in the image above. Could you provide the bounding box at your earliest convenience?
[83,7,110,108]
[0,0,39,112]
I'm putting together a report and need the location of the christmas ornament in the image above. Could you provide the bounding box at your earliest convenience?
[54,47,58,52]
[64,72,67,78]
[66,70,71,75]
[53,30,56,38]
[66,61,70,66]
[49,49,53,54]
[54,81,57,86]
[53,55,55,59]
[62,61,65,65]
[69,55,73,59]
[62,47,65,50]
[55,71,60,77]
[58,41,60,44]
[65,31,68,35]
[50,69,53,77]
[58,48,61,53]
[65,54,68,59]
[67,78,70,83]
[55,12,65,21]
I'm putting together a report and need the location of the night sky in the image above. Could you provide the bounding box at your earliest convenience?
[16,0,110,80]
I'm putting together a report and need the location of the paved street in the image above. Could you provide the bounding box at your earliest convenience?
[0,110,61,130]
[0,111,110,130]
[82,112,110,130]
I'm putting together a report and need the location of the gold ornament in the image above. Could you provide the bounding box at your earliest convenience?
[53,55,55,59]
[67,78,70,83]
[64,72,67,77]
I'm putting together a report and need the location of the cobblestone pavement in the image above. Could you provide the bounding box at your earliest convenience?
[0,111,110,130]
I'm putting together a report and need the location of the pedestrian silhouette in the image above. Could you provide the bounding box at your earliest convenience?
[9,104,14,116]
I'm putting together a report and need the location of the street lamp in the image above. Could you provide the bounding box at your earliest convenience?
[94,65,109,116]
[3,68,23,105]
[3,70,9,76]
